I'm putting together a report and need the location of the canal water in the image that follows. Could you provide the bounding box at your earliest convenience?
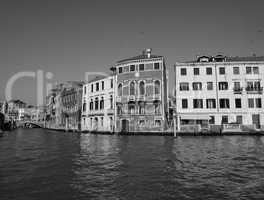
[0,128,264,200]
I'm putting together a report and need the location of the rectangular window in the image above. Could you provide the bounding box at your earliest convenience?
[255,98,262,108]
[193,99,203,109]
[219,67,225,75]
[119,67,123,74]
[219,99,230,108]
[130,65,135,72]
[206,67,212,75]
[206,99,216,108]
[181,68,187,75]
[219,82,228,90]
[233,67,240,75]
[194,68,199,75]
[91,84,93,92]
[209,116,215,124]
[222,116,228,124]
[139,120,145,126]
[182,99,188,109]
[248,98,254,108]
[246,81,254,90]
[207,82,213,90]
[253,67,259,74]
[154,63,160,70]
[155,120,161,127]
[234,82,241,89]
[236,116,243,124]
[246,67,252,74]
[101,81,104,90]
[254,81,261,89]
[179,83,189,91]
[235,98,242,108]
[96,83,99,91]
[84,86,86,94]
[124,66,129,72]
[192,82,202,90]
[139,64,144,71]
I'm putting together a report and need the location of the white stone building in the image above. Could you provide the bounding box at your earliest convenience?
[174,55,264,131]
[81,76,115,132]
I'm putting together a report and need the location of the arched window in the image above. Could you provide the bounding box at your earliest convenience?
[154,80,160,95]
[117,103,122,115]
[95,97,99,110]
[139,101,145,114]
[154,100,161,114]
[110,95,113,109]
[100,97,104,110]
[94,117,98,130]
[128,102,135,114]
[139,81,145,95]
[82,102,86,112]
[90,118,93,128]
[90,99,93,110]
[130,81,135,95]
[118,83,122,96]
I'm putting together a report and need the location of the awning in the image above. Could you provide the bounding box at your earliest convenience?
[180,115,210,120]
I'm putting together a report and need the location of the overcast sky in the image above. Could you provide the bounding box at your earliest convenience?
[1,0,264,104]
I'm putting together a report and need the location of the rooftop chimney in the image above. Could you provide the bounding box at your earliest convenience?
[145,48,152,58]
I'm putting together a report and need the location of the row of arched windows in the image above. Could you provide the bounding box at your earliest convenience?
[118,80,161,96]
[84,95,113,111]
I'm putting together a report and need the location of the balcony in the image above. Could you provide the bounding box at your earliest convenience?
[88,109,104,116]
[146,94,161,101]
[246,87,263,94]
[233,87,243,94]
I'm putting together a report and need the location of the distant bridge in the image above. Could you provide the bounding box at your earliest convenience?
[18,121,45,128]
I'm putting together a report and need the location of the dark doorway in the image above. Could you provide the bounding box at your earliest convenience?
[121,119,129,133]
[252,114,260,129]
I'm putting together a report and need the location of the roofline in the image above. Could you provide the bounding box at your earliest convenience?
[84,75,114,85]
[116,56,164,66]
[175,60,264,66]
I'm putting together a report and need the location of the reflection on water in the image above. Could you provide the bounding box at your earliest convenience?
[0,129,264,200]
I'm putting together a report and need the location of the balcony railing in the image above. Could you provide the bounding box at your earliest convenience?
[88,109,104,116]
[233,87,243,94]
[246,87,263,94]
[116,95,161,102]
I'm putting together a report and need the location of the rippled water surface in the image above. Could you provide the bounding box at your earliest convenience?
[1,128,264,200]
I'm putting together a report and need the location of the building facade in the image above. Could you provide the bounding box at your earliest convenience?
[61,81,83,131]
[174,55,264,131]
[81,76,115,132]
[113,49,169,132]
[46,85,63,129]
[6,100,26,121]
